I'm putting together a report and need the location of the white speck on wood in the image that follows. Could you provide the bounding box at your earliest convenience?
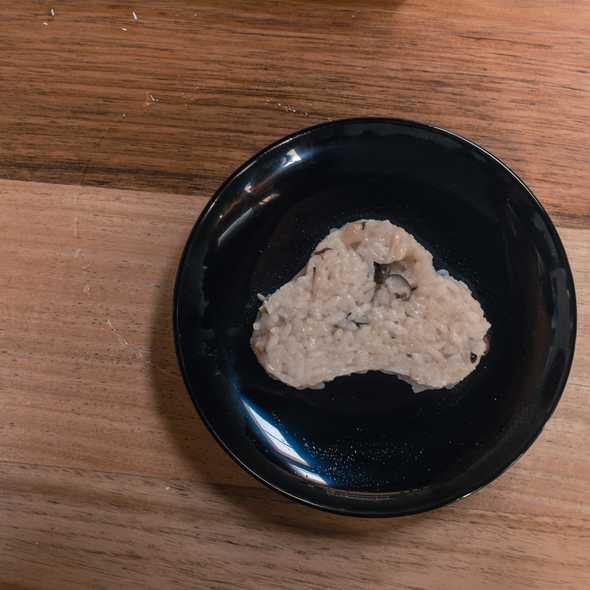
[106,319,129,348]
[132,10,139,22]
[83,284,91,295]
[121,27,128,32]
[49,8,55,17]
[144,93,160,107]
[42,21,48,26]
[277,102,301,114]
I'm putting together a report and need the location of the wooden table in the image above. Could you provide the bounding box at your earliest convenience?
[1,2,589,588]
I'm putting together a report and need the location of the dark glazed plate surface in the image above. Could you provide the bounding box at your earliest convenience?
[174,119,576,516]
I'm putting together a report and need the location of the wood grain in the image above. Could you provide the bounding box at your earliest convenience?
[2,1,590,587]
[1,461,589,590]
[1,180,589,589]
[1,1,589,227]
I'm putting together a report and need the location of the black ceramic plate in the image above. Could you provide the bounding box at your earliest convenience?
[174,118,576,517]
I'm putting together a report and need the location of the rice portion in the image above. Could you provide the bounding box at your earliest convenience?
[251,219,490,392]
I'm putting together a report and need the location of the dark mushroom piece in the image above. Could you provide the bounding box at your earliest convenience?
[374,262,413,301]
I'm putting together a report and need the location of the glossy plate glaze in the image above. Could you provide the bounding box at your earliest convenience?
[174,119,576,516]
